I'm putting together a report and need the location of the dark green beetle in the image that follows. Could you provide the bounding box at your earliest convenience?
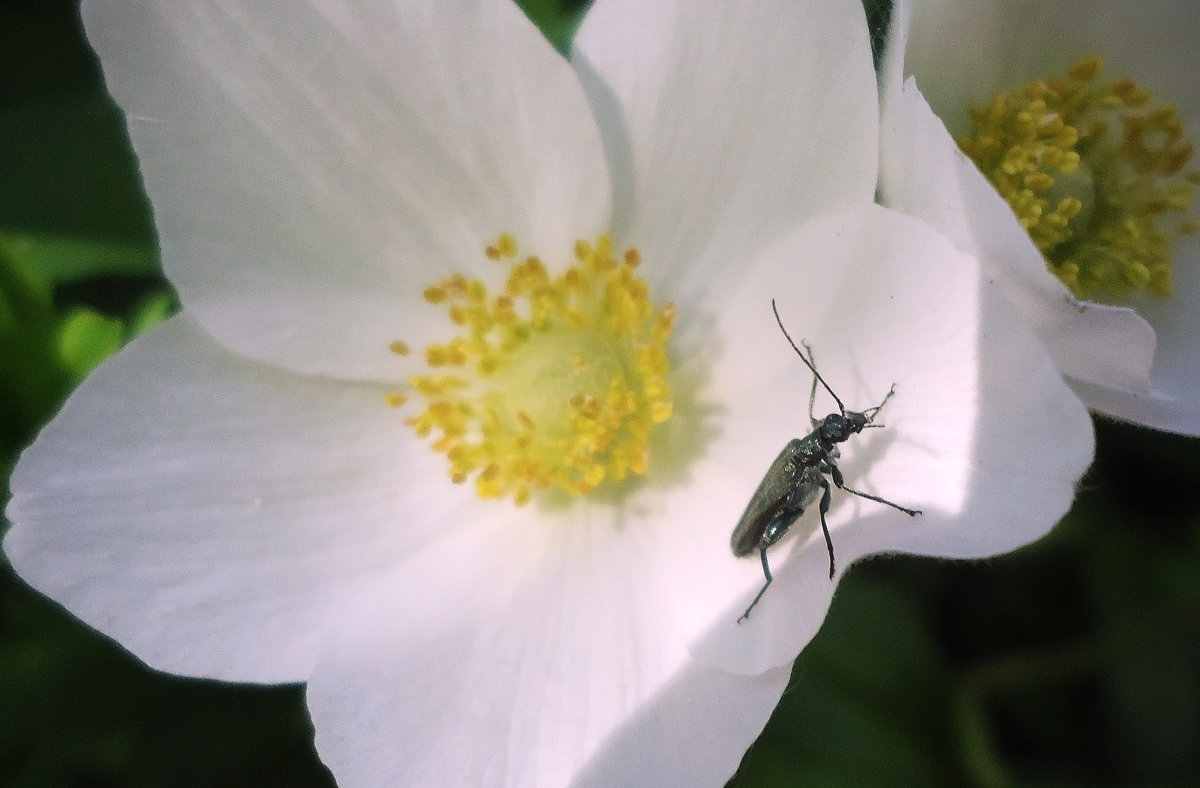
[732,301,921,623]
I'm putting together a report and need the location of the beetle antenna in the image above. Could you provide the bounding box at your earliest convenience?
[861,384,898,423]
[771,299,845,415]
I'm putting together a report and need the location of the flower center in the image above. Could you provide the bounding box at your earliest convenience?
[956,56,1200,301]
[394,233,675,506]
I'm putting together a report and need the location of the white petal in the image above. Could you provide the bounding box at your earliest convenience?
[570,661,791,788]
[4,316,443,682]
[572,0,878,296]
[1115,230,1200,432]
[81,0,611,381]
[879,71,1157,391]
[1070,231,1200,432]
[306,510,792,788]
[1068,377,1200,434]
[691,204,1094,673]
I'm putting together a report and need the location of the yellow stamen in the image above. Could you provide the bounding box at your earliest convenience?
[956,56,1198,300]
[396,234,675,505]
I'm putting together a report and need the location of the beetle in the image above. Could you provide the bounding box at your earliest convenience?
[732,300,921,622]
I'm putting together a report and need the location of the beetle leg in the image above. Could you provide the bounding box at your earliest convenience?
[816,474,835,579]
[831,461,921,517]
[838,480,922,517]
[737,547,774,623]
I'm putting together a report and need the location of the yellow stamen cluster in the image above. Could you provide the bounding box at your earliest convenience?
[957,56,1199,300]
[395,233,675,506]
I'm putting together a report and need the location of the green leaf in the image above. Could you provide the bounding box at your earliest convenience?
[515,0,592,54]
[56,307,124,380]
[0,237,70,460]
[127,291,176,338]
[2,230,158,284]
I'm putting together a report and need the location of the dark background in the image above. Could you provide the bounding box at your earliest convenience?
[3,1,1199,785]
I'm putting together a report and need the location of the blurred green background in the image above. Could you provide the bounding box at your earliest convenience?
[3,1,1199,785]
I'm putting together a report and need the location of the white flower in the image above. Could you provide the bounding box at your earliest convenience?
[880,0,1200,434]
[4,0,1093,785]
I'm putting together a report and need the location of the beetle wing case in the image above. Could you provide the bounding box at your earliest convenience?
[731,438,810,556]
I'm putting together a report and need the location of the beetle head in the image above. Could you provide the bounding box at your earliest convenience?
[818,411,868,444]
